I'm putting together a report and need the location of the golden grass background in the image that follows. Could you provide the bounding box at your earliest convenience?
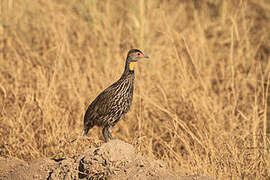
[1,0,270,179]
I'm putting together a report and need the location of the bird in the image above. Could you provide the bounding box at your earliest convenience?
[83,49,149,142]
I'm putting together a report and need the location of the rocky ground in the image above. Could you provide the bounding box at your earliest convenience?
[0,140,213,180]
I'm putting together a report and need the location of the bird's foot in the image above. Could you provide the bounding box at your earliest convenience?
[102,126,113,142]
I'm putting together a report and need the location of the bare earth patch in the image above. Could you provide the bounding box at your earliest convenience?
[0,140,213,180]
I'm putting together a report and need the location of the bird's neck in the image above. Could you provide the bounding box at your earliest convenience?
[120,60,135,85]
[123,60,136,75]
[129,62,136,71]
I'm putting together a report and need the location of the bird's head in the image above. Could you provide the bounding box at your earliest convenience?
[126,49,149,71]
[127,49,149,62]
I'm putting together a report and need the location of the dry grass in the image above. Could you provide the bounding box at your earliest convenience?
[1,0,270,179]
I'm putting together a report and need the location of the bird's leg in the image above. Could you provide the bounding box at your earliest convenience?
[102,126,113,142]
[108,126,113,140]
[102,126,108,142]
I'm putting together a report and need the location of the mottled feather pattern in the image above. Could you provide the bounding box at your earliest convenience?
[84,72,134,127]
[83,49,148,142]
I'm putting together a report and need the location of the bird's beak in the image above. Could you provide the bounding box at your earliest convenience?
[144,54,149,58]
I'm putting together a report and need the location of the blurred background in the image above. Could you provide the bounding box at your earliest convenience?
[0,0,270,179]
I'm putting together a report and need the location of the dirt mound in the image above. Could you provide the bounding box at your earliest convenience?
[0,140,213,180]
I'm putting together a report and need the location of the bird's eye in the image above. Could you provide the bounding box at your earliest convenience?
[137,53,141,56]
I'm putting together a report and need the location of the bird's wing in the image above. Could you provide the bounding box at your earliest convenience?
[84,83,119,122]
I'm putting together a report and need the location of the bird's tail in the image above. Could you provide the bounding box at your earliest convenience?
[82,122,94,136]
[82,128,89,136]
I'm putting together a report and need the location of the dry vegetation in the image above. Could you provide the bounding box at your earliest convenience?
[0,0,270,179]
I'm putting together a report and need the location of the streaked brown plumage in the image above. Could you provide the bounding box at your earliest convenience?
[83,49,149,142]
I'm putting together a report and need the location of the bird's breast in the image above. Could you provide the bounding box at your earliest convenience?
[113,74,135,110]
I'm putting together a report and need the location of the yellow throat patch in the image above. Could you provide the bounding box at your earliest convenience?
[129,62,136,71]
